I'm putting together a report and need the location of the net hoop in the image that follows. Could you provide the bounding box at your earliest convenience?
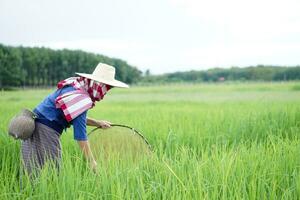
[88,124,152,151]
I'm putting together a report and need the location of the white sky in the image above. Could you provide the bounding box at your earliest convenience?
[0,0,299,74]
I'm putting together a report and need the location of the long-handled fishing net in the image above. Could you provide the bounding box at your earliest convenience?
[88,124,152,160]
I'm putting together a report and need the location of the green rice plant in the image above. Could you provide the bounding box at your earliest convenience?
[0,82,300,199]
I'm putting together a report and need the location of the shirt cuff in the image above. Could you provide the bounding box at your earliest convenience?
[74,136,88,141]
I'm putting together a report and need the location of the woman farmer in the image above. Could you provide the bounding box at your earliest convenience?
[22,63,129,175]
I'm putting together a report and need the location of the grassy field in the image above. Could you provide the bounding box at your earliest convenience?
[1,82,300,199]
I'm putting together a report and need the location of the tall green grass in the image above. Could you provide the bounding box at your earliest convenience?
[1,82,300,199]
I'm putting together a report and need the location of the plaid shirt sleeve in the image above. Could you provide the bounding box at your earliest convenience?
[72,111,87,141]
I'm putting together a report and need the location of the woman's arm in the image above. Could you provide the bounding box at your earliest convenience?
[72,112,99,172]
[86,117,111,128]
[77,140,97,172]
[78,117,111,172]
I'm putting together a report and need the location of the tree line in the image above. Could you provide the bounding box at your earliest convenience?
[1,43,300,88]
[0,44,142,88]
[142,65,300,84]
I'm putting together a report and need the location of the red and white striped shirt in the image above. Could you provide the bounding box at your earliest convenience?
[55,77,111,122]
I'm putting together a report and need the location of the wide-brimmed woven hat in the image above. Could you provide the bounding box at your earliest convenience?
[76,63,129,88]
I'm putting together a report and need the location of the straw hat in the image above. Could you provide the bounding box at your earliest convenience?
[8,109,36,140]
[76,63,129,88]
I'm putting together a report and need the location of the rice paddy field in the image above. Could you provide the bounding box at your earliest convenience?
[1,82,300,199]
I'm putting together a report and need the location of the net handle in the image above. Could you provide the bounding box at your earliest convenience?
[88,124,152,151]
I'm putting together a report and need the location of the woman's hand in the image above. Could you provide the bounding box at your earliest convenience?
[87,118,112,129]
[90,159,98,173]
[96,120,111,129]
[77,140,98,173]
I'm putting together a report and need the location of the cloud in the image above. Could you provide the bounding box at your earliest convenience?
[1,0,299,74]
[178,43,300,68]
[41,39,143,53]
[162,0,300,72]
[169,0,300,41]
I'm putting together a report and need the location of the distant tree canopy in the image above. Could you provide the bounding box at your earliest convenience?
[0,44,142,88]
[141,65,300,84]
[1,43,300,88]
